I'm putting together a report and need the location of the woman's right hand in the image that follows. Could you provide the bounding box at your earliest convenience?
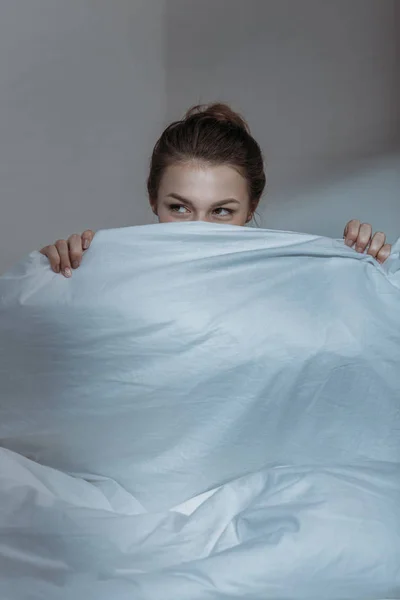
[40,230,95,277]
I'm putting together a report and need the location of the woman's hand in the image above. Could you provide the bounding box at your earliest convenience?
[343,220,391,264]
[40,230,95,277]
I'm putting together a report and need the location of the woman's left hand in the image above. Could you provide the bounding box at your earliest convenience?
[343,220,391,264]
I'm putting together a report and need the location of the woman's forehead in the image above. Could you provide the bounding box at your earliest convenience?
[159,162,248,203]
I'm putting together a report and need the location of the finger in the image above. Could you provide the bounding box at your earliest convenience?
[40,245,61,274]
[55,240,72,278]
[376,244,391,264]
[82,229,95,251]
[68,234,84,269]
[344,219,360,247]
[367,232,386,258]
[355,223,372,253]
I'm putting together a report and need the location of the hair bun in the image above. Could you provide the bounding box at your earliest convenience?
[184,103,250,133]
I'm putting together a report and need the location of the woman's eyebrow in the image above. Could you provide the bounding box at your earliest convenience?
[166,193,193,205]
[211,199,241,207]
[166,193,240,207]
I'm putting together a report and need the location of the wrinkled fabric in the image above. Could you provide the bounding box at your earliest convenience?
[0,221,400,599]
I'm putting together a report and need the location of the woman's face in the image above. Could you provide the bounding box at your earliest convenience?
[153,162,252,226]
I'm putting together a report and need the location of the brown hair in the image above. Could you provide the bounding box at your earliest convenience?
[147,103,266,214]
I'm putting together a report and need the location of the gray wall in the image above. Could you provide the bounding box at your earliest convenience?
[166,0,400,239]
[1,0,399,273]
[0,0,166,273]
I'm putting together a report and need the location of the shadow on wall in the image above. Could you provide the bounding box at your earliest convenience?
[260,152,400,242]
[0,0,165,275]
[166,0,400,241]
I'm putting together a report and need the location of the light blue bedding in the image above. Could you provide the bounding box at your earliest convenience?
[0,222,399,599]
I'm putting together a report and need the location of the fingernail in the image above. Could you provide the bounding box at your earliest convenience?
[83,239,89,250]
[64,268,72,278]
[72,261,79,269]
[356,246,363,253]
[345,239,353,247]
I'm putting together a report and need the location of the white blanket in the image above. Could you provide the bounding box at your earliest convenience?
[0,222,399,599]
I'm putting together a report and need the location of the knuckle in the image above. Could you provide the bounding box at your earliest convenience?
[68,234,81,243]
[60,260,71,270]
[360,223,372,234]
[377,245,391,260]
[69,250,82,261]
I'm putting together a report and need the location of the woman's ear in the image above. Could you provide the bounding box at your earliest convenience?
[247,198,260,224]
[246,211,254,224]
[149,198,158,216]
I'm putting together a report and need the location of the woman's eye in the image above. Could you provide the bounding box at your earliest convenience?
[214,207,233,217]
[170,204,189,214]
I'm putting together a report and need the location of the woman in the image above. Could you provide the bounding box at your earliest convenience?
[40,103,392,277]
